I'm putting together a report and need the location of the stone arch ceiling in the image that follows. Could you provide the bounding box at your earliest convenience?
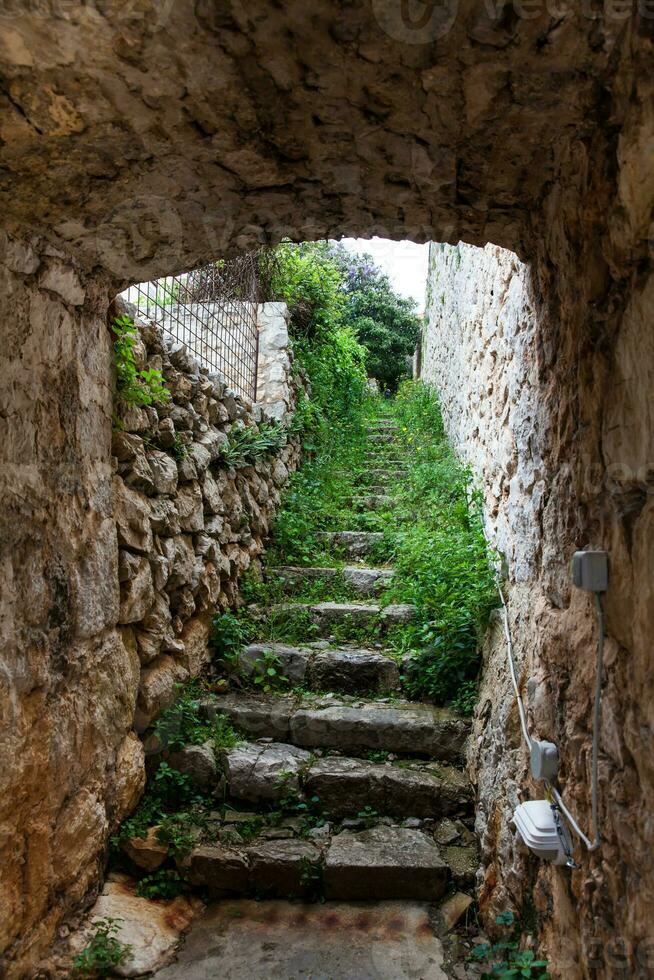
[0,2,631,281]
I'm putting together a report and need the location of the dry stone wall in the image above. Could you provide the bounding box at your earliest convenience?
[423,231,654,977]
[112,298,301,735]
[0,249,300,978]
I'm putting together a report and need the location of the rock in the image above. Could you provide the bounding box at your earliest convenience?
[321,531,385,558]
[176,482,204,532]
[108,733,146,831]
[304,757,470,819]
[150,498,181,536]
[380,604,416,625]
[114,479,153,553]
[119,557,155,624]
[121,405,151,434]
[134,656,188,731]
[69,876,203,977]
[39,260,85,305]
[124,447,156,495]
[239,643,310,685]
[289,699,469,762]
[158,417,176,448]
[169,742,217,789]
[198,428,229,461]
[442,845,478,887]
[209,695,294,743]
[309,648,399,693]
[202,471,226,514]
[324,826,448,901]
[224,742,311,802]
[187,443,211,475]
[247,840,321,896]
[433,817,462,845]
[177,453,199,482]
[112,431,145,463]
[147,451,178,495]
[440,892,474,931]
[166,535,199,589]
[135,592,174,664]
[122,827,169,871]
[343,566,394,596]
[181,845,249,895]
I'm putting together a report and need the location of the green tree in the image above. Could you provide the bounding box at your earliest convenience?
[329,245,421,390]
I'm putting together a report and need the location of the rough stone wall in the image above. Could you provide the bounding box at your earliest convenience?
[256,302,295,421]
[112,300,301,736]
[0,233,139,978]
[0,2,632,279]
[0,259,300,978]
[423,227,654,973]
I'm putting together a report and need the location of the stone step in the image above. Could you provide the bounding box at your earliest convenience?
[368,433,399,444]
[220,741,470,819]
[180,826,452,901]
[266,565,394,597]
[239,643,400,693]
[362,469,404,481]
[320,531,385,558]
[350,494,395,510]
[205,693,469,762]
[248,601,415,637]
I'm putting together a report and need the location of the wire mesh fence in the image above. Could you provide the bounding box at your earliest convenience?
[120,251,272,400]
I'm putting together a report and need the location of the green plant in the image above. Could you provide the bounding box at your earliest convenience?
[356,805,379,827]
[111,314,170,407]
[152,685,240,752]
[169,434,188,459]
[219,421,288,467]
[73,918,132,977]
[211,612,252,662]
[469,911,549,979]
[249,649,290,693]
[298,856,325,901]
[136,868,187,900]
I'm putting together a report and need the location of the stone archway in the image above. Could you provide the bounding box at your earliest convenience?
[0,4,652,977]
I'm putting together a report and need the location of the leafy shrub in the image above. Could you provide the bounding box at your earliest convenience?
[111,314,170,407]
[219,421,288,467]
[248,649,290,693]
[153,684,239,752]
[136,868,187,900]
[73,917,132,977]
[211,612,252,663]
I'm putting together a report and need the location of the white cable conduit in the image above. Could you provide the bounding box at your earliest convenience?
[497,578,603,854]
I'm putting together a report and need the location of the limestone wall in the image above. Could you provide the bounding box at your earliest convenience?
[0,247,300,978]
[423,236,654,976]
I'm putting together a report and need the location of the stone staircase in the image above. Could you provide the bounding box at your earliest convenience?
[141,417,477,909]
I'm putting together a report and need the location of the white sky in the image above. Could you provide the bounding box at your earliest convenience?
[338,237,430,313]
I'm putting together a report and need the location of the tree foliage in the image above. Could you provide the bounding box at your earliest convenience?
[329,244,421,390]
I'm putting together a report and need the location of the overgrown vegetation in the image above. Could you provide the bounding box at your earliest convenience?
[210,380,496,713]
[73,918,132,978]
[111,314,170,408]
[219,419,288,467]
[470,911,549,979]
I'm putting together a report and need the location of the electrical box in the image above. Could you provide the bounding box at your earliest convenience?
[530,739,559,781]
[571,551,608,592]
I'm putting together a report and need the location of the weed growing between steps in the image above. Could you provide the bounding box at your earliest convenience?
[382,382,498,711]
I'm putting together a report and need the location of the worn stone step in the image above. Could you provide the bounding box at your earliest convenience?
[368,433,399,444]
[303,756,470,819]
[324,826,448,900]
[180,827,450,901]
[320,531,385,558]
[361,469,404,481]
[266,565,394,597]
[351,494,395,510]
[220,740,470,818]
[239,643,400,693]
[206,694,469,762]
[248,601,415,637]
